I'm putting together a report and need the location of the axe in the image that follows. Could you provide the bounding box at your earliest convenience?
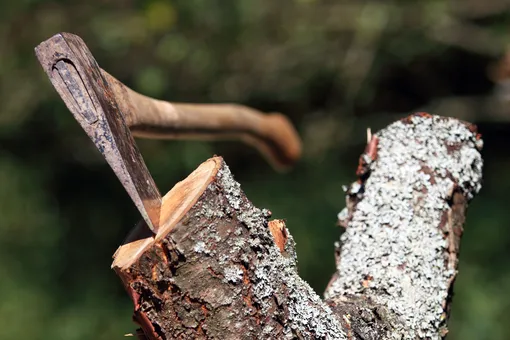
[35,33,301,233]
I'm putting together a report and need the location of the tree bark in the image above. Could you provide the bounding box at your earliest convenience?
[328,113,483,339]
[112,113,483,340]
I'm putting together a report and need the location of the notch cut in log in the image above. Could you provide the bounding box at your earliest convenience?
[113,113,483,339]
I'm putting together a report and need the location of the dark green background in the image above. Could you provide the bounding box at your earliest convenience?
[1,1,509,339]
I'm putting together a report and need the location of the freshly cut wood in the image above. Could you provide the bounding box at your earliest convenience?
[113,113,483,340]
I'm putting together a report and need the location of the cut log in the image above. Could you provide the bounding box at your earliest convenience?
[112,156,345,340]
[113,113,483,340]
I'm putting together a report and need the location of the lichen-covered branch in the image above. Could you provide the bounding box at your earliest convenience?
[112,113,483,340]
[112,157,345,340]
[327,113,483,339]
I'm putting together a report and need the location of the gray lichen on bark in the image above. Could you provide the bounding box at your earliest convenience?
[326,114,483,339]
[210,163,347,339]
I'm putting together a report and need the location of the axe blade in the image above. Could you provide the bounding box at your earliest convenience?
[35,33,161,233]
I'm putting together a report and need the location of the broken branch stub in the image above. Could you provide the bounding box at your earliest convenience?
[329,113,483,339]
[113,113,483,340]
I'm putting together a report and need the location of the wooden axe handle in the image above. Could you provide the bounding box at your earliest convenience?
[103,71,301,170]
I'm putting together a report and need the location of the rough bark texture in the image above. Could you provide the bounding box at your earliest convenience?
[113,113,483,340]
[328,113,483,339]
[113,157,345,340]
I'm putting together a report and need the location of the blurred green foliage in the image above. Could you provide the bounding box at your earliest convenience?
[1,0,510,338]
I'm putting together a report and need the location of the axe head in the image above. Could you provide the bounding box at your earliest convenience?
[35,33,161,233]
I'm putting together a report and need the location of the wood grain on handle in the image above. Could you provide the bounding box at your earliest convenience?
[103,71,302,170]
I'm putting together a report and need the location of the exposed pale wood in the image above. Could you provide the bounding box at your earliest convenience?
[268,219,288,253]
[112,157,221,270]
